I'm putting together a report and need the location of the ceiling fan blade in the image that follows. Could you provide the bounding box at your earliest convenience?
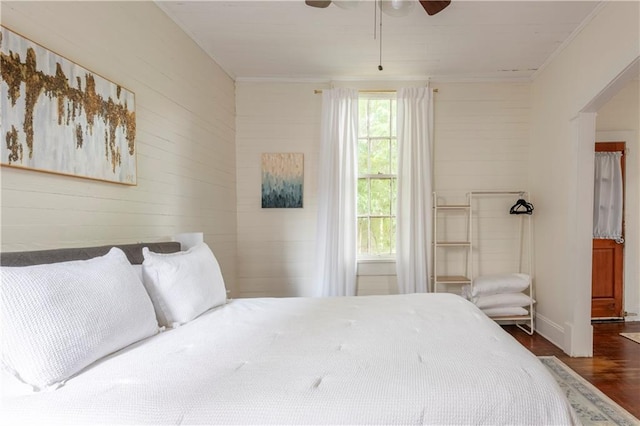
[306,0,332,8]
[418,0,451,16]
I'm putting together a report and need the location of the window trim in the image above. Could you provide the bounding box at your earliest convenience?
[357,94,397,259]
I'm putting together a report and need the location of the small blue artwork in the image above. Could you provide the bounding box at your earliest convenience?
[261,153,303,208]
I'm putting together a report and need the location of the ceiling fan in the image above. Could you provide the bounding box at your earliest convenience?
[305,0,451,16]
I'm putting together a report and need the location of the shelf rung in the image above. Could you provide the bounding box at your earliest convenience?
[434,204,470,209]
[487,315,531,320]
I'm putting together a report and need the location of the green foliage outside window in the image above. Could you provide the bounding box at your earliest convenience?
[357,96,397,257]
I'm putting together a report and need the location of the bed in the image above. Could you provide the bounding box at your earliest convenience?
[1,242,578,425]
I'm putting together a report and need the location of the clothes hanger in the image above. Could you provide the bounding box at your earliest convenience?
[509,198,534,215]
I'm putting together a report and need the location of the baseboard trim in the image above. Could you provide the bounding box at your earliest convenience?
[535,313,566,352]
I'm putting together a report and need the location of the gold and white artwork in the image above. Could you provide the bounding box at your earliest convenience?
[0,26,136,185]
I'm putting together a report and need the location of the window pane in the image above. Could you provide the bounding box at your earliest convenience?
[368,100,391,137]
[356,95,397,257]
[359,100,368,137]
[370,139,390,175]
[370,178,391,215]
[370,217,392,254]
[358,139,369,175]
[358,217,370,255]
[357,178,369,215]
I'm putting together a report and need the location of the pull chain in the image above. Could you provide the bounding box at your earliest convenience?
[374,0,383,71]
[378,0,383,71]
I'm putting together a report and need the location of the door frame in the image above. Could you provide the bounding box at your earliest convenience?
[592,141,625,319]
[597,131,639,322]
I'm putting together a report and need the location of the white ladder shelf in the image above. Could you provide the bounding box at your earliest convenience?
[432,194,472,294]
[432,191,535,335]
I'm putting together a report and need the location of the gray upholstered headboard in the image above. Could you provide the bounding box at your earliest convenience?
[0,242,181,267]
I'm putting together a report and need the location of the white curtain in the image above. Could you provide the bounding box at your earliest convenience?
[315,88,358,297]
[593,151,623,242]
[396,87,434,294]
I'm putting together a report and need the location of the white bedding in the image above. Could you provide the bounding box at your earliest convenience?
[2,293,577,425]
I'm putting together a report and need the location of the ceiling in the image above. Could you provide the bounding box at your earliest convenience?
[157,0,602,81]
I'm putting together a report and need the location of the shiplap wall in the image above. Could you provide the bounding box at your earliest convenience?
[236,82,323,297]
[235,81,530,297]
[433,83,530,193]
[0,2,238,292]
[433,83,531,286]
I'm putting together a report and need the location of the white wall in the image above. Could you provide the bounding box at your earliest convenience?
[433,83,531,287]
[529,1,639,355]
[236,82,324,297]
[595,79,640,321]
[235,80,531,297]
[0,2,238,292]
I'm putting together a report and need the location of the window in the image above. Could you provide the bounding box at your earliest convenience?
[357,94,397,258]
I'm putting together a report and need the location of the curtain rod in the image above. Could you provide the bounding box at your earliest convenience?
[469,191,527,195]
[313,89,438,94]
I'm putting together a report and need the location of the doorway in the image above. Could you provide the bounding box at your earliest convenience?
[568,57,639,356]
[592,142,625,319]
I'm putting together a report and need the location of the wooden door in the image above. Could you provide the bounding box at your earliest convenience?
[592,142,625,319]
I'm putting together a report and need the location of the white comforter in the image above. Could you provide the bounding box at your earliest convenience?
[2,293,577,425]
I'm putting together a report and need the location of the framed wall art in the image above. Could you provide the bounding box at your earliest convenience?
[0,26,136,185]
[261,153,303,208]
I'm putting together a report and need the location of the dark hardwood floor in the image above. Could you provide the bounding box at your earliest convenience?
[504,322,640,419]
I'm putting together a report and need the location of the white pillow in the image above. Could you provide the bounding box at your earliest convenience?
[1,247,159,391]
[466,273,531,298]
[142,243,227,327]
[475,292,535,309]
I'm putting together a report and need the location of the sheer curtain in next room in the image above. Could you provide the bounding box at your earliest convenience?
[593,151,624,242]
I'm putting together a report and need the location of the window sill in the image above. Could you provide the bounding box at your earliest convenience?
[357,257,396,264]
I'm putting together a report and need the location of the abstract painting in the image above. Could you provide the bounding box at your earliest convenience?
[0,26,136,185]
[261,153,303,208]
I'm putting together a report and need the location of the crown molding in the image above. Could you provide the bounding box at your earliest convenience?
[234,77,332,84]
[235,75,533,85]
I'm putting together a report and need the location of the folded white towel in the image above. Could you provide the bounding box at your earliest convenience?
[482,306,529,317]
[475,292,535,309]
[462,273,531,299]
